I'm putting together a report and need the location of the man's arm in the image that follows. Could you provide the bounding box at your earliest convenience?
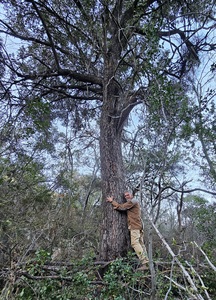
[106,196,137,211]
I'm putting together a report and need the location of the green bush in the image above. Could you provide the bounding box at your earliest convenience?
[3,250,215,300]
[12,252,151,300]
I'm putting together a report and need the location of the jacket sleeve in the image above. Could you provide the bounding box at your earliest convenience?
[111,199,137,211]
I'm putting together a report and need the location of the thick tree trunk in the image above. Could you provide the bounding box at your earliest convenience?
[98,11,132,260]
[99,114,130,261]
[99,78,130,260]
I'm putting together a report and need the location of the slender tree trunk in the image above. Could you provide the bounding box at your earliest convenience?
[148,224,157,300]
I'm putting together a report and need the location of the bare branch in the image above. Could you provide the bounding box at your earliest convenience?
[193,242,216,272]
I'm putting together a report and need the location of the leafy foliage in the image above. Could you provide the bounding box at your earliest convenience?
[1,251,215,299]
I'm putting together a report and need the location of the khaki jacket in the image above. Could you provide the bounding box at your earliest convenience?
[111,199,143,230]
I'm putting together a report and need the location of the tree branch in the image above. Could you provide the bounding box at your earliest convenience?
[193,241,216,272]
[29,0,61,69]
[147,216,205,300]
[10,67,102,87]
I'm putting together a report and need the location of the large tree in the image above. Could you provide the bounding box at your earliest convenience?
[0,0,215,261]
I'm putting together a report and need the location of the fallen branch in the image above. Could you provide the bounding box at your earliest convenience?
[193,241,216,272]
[147,215,205,300]
[18,271,72,281]
[17,271,105,285]
[164,275,197,299]
[185,261,212,300]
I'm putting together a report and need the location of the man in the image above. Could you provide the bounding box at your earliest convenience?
[106,191,149,270]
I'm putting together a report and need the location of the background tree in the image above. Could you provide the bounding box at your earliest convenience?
[188,55,216,185]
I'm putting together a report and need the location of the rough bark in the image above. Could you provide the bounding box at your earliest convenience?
[99,77,130,260]
[99,124,130,260]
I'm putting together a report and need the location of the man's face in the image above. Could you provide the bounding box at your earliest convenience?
[124,192,133,201]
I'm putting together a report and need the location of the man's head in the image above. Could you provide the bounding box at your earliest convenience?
[124,192,133,201]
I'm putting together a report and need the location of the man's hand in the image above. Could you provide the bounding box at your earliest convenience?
[106,196,113,203]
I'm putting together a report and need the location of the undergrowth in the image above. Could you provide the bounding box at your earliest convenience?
[0,249,215,300]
